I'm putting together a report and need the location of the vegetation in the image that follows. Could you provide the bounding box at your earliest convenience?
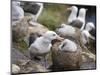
[38,4,69,30]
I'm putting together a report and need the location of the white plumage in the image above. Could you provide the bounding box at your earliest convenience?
[78,8,87,30]
[85,22,95,32]
[67,6,78,24]
[56,23,76,36]
[81,22,95,44]
[59,39,77,52]
[35,3,43,21]
[29,31,63,58]
[12,1,24,25]
[68,8,87,30]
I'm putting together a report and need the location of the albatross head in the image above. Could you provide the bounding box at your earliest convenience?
[12,1,20,6]
[78,8,87,19]
[67,6,78,12]
[43,31,64,42]
[67,6,78,23]
[59,39,77,52]
[85,22,95,31]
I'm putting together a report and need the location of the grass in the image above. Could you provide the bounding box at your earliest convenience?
[13,38,28,52]
[38,4,69,30]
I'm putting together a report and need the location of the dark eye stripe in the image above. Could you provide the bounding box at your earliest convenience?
[53,34,56,36]
[61,42,67,49]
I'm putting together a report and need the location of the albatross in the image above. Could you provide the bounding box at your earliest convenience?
[59,39,77,52]
[12,1,24,25]
[67,6,78,24]
[28,31,63,67]
[81,22,95,45]
[69,8,87,30]
[56,23,76,37]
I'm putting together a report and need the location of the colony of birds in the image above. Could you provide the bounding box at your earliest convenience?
[11,0,96,74]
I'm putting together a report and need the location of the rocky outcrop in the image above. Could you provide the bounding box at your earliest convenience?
[11,48,50,74]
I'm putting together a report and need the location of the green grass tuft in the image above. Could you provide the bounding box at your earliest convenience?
[38,4,69,30]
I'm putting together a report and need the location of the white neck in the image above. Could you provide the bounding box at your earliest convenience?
[78,11,86,20]
[32,37,51,53]
[68,10,77,23]
[35,3,43,21]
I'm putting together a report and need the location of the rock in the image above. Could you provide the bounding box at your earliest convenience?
[28,22,49,36]
[11,48,29,64]
[80,52,96,69]
[12,16,31,42]
[11,48,50,74]
[17,59,50,73]
[12,64,20,74]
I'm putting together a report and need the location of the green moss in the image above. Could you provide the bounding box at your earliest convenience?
[38,4,69,30]
[19,39,28,50]
[14,39,28,52]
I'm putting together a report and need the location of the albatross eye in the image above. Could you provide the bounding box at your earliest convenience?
[61,42,67,49]
[53,34,56,36]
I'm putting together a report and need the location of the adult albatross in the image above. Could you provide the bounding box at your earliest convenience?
[68,8,87,30]
[67,6,78,24]
[28,31,63,67]
[81,22,95,45]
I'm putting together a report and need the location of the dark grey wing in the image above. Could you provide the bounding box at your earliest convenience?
[22,3,40,15]
[69,19,83,29]
[89,28,96,37]
[29,33,41,47]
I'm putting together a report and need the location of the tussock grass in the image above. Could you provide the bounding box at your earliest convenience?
[38,4,69,30]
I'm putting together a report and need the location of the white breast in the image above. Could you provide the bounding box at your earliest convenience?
[29,37,51,54]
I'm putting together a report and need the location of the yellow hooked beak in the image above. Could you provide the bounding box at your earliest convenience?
[56,35,64,41]
[52,35,64,45]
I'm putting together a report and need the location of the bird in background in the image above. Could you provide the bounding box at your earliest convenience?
[67,6,78,24]
[81,22,95,45]
[12,1,24,25]
[67,6,87,30]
